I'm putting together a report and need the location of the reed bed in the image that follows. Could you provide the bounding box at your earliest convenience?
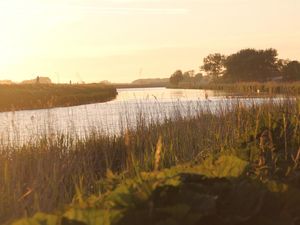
[0,84,117,112]
[1,99,300,223]
[171,81,300,95]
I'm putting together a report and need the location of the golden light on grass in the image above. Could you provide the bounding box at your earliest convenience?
[154,135,163,171]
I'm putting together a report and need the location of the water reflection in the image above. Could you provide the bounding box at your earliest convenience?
[115,87,226,102]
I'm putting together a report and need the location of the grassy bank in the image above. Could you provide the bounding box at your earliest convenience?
[13,155,300,225]
[2,99,300,224]
[169,81,300,95]
[0,84,117,112]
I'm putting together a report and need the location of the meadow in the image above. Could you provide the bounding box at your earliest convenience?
[0,84,117,112]
[1,98,300,224]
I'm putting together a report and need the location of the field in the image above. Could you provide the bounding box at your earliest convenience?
[1,98,300,224]
[0,84,117,112]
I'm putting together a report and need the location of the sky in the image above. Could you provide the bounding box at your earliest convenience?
[0,0,299,83]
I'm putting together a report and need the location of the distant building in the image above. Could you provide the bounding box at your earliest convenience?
[132,78,169,85]
[22,77,52,84]
[0,80,13,85]
[100,80,111,85]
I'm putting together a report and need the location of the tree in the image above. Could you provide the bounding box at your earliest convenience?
[182,70,195,82]
[201,53,226,80]
[169,70,184,85]
[224,48,279,82]
[277,59,290,72]
[282,61,300,81]
[194,73,203,81]
[183,71,191,80]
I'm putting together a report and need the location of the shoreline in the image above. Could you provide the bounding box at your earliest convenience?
[167,81,300,95]
[0,83,118,113]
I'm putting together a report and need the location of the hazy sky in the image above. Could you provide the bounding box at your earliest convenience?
[0,0,299,83]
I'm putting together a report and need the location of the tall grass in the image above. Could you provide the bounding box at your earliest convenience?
[170,81,300,95]
[0,84,117,112]
[1,99,300,223]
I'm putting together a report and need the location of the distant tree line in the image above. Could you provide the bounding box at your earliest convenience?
[169,70,204,86]
[170,48,300,85]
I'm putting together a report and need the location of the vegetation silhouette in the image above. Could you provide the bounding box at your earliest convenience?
[169,48,300,88]
[0,83,117,112]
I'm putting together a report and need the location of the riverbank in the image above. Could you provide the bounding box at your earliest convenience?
[2,99,300,224]
[113,83,167,89]
[0,84,117,112]
[168,81,300,95]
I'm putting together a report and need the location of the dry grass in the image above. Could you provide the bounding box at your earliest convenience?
[1,99,300,223]
[171,81,300,95]
[0,83,117,112]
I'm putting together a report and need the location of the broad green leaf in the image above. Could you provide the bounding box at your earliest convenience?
[13,213,58,225]
[63,208,122,225]
[196,155,249,178]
